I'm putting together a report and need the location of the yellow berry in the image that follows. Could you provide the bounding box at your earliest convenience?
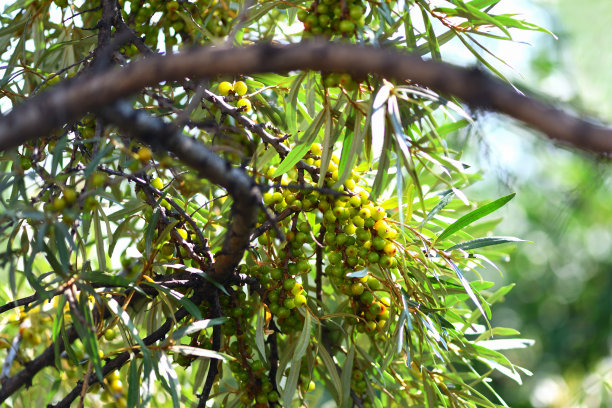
[176,228,188,240]
[136,147,152,162]
[151,177,164,190]
[218,81,233,96]
[109,379,123,394]
[236,98,251,112]
[233,80,248,96]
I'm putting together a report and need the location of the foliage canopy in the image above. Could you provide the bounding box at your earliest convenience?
[0,0,557,407]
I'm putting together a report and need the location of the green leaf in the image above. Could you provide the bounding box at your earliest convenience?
[171,318,227,340]
[370,84,391,162]
[340,345,355,408]
[127,359,141,408]
[436,193,515,243]
[282,311,311,407]
[448,236,526,251]
[143,280,202,320]
[107,298,151,360]
[421,189,454,228]
[50,135,67,177]
[273,109,324,177]
[155,352,180,408]
[285,72,307,134]
[445,259,489,323]
[169,345,232,361]
[93,208,106,272]
[255,305,267,363]
[84,144,113,178]
[318,343,342,400]
[476,338,535,351]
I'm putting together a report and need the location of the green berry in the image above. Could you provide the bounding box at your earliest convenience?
[349,5,363,20]
[351,282,364,296]
[283,278,297,291]
[360,291,374,304]
[339,19,355,33]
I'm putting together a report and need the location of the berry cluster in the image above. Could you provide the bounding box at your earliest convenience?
[220,292,280,407]
[298,0,366,38]
[218,80,252,112]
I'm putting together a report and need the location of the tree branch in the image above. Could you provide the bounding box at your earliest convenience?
[100,101,258,282]
[0,42,611,153]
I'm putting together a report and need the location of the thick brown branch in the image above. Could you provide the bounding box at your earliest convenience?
[0,42,611,153]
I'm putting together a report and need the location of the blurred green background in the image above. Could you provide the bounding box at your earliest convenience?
[459,0,612,406]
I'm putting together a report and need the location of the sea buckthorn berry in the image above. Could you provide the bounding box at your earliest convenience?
[371,206,385,221]
[360,291,374,305]
[310,143,322,155]
[233,81,248,96]
[137,147,152,162]
[176,228,188,240]
[218,81,233,96]
[283,278,297,291]
[351,282,365,296]
[236,98,252,112]
[151,177,164,190]
[339,19,355,33]
[63,188,77,204]
[294,293,307,306]
[383,242,397,256]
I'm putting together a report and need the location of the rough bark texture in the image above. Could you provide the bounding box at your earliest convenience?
[0,42,611,153]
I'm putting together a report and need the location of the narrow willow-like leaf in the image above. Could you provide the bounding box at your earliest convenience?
[50,135,67,177]
[171,318,227,340]
[477,338,535,351]
[345,268,368,278]
[170,345,231,360]
[144,208,160,256]
[448,236,526,251]
[285,72,307,134]
[143,280,201,320]
[93,208,106,272]
[318,103,334,188]
[475,327,520,343]
[255,305,267,363]
[79,271,135,288]
[127,358,141,408]
[107,298,151,359]
[84,144,113,178]
[421,189,454,228]
[282,359,301,408]
[73,291,104,383]
[340,345,355,408]
[273,109,324,177]
[282,311,311,406]
[318,343,342,400]
[446,259,489,323]
[156,352,180,408]
[371,84,391,162]
[436,193,515,243]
